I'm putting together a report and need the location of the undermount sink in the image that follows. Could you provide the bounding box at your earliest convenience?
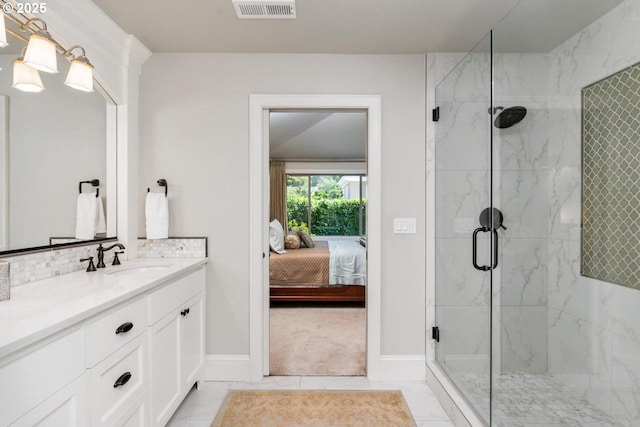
[106,264,171,275]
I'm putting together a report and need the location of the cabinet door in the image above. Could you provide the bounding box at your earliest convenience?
[180,293,204,388]
[149,312,181,427]
[10,375,86,427]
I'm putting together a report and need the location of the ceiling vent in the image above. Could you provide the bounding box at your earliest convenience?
[233,0,296,19]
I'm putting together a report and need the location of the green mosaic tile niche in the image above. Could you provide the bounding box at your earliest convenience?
[582,62,640,290]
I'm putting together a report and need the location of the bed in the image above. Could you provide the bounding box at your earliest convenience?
[269,240,366,303]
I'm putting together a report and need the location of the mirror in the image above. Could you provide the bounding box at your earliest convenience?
[0,26,116,254]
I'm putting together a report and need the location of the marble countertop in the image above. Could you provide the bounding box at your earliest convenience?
[0,257,208,359]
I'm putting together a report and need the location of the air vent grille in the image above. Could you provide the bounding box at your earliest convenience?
[233,0,296,19]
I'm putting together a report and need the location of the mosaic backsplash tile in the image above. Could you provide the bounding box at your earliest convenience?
[0,261,9,301]
[137,237,207,258]
[1,242,110,287]
[0,237,206,291]
[581,61,640,290]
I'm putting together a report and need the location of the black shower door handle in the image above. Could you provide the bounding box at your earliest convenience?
[472,227,491,271]
[472,227,500,271]
[492,229,499,270]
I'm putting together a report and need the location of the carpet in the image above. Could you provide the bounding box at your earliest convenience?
[210,390,417,427]
[269,307,366,376]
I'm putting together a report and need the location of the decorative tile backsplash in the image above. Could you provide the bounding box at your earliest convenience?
[137,237,207,258]
[1,242,107,287]
[0,237,207,291]
[581,61,640,290]
[0,261,9,301]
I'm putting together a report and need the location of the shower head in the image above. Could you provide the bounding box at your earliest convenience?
[493,106,527,129]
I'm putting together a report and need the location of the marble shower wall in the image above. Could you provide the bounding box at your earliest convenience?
[547,0,640,423]
[493,53,549,374]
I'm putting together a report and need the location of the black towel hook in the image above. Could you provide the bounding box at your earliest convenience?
[79,179,100,197]
[147,179,168,197]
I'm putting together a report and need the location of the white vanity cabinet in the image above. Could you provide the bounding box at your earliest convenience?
[0,259,207,427]
[149,269,205,427]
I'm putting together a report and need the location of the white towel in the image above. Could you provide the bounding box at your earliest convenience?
[146,192,169,239]
[75,193,98,240]
[96,196,106,234]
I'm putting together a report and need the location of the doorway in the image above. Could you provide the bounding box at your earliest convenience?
[268,109,368,376]
[248,94,382,381]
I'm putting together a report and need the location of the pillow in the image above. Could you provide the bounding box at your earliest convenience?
[297,229,314,248]
[284,233,301,249]
[269,219,286,254]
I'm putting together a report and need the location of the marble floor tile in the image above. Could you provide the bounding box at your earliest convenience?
[230,375,301,390]
[299,375,372,390]
[166,420,214,427]
[415,421,455,427]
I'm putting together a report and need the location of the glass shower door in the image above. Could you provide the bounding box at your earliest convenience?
[434,33,494,423]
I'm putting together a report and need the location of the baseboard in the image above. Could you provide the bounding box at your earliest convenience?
[378,355,426,381]
[204,355,252,381]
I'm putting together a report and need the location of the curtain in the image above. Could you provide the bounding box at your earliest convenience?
[269,161,287,229]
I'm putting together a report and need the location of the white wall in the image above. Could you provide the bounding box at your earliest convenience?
[139,54,426,357]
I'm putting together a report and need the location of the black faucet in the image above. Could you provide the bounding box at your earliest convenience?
[96,243,126,268]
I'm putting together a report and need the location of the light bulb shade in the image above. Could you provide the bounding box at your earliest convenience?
[13,58,44,92]
[0,14,7,48]
[23,32,58,73]
[64,57,94,92]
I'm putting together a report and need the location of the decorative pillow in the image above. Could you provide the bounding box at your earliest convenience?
[284,233,301,249]
[297,229,315,248]
[269,219,286,254]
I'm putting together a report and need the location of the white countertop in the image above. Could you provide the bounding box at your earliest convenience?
[0,257,208,359]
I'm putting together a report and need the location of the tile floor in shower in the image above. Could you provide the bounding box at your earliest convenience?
[455,371,618,426]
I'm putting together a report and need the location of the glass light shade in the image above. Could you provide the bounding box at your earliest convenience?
[13,58,45,92]
[64,57,94,92]
[0,14,7,48]
[23,32,58,73]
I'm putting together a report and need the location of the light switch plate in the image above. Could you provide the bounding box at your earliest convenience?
[394,218,416,234]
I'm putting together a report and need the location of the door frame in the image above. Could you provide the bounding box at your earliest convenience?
[249,94,382,380]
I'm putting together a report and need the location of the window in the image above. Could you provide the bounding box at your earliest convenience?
[286,174,367,236]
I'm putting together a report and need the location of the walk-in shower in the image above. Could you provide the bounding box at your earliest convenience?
[430,0,638,425]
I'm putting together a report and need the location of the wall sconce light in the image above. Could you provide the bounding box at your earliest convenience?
[0,13,8,48]
[13,49,44,92]
[64,46,93,92]
[23,18,58,74]
[2,11,95,92]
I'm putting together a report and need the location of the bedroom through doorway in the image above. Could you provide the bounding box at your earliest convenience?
[267,109,368,376]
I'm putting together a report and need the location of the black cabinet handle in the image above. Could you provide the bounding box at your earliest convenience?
[113,371,132,388]
[180,308,190,317]
[115,322,134,335]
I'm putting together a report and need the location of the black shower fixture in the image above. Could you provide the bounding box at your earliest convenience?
[492,106,527,129]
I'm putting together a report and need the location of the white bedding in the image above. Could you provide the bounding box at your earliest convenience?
[328,240,366,285]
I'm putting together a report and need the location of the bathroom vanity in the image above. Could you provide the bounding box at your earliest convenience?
[0,257,207,427]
